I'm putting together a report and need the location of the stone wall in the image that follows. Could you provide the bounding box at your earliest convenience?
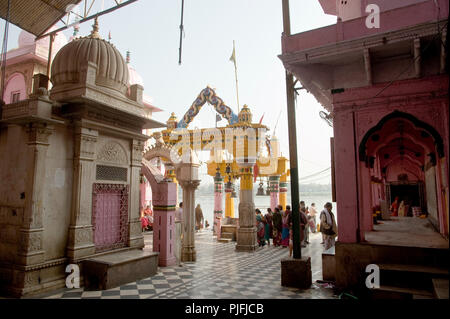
[0,125,29,266]
[42,125,73,261]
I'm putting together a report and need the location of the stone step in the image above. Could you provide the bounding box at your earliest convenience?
[221,232,234,239]
[82,249,159,290]
[221,225,237,232]
[378,264,449,276]
[378,263,448,290]
[432,278,449,299]
[218,238,232,243]
[372,285,434,299]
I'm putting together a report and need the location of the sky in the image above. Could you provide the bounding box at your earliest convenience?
[2,0,337,184]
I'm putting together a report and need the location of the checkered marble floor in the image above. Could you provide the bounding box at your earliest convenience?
[39,231,337,299]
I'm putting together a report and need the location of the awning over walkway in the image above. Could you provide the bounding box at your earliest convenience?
[0,0,83,36]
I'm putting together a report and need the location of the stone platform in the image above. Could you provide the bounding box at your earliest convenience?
[83,249,159,290]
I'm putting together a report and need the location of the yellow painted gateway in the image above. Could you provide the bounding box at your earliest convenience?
[154,87,290,217]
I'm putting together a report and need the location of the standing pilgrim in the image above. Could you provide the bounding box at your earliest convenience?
[320,202,337,250]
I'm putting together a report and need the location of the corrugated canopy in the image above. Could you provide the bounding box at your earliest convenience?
[0,0,83,36]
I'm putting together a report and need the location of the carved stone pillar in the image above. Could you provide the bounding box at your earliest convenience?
[152,182,177,267]
[236,164,257,251]
[129,139,145,249]
[213,170,224,238]
[17,123,54,266]
[66,125,98,260]
[269,175,280,212]
[179,180,200,262]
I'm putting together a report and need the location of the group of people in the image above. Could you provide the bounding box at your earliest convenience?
[140,205,153,232]
[390,196,413,217]
[255,202,337,254]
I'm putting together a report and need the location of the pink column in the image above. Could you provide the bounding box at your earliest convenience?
[333,110,359,243]
[152,182,177,267]
[269,175,280,211]
[213,171,224,239]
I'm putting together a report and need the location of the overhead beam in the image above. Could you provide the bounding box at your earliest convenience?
[36,0,138,39]
[414,38,421,77]
[363,48,372,85]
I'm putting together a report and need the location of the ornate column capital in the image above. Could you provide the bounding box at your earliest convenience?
[179,180,200,190]
[131,139,145,166]
[73,126,98,161]
[26,123,54,145]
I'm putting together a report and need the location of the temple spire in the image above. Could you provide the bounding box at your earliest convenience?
[90,16,101,39]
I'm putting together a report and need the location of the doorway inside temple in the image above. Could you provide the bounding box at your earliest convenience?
[387,182,425,216]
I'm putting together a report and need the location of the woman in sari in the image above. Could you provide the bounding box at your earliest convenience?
[390,197,399,216]
[398,200,406,217]
[281,205,291,247]
[256,209,266,246]
[140,209,149,232]
[264,208,273,246]
[272,207,282,246]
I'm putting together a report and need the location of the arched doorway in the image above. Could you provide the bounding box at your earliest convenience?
[359,111,447,236]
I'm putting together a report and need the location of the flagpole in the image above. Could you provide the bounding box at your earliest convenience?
[232,40,240,113]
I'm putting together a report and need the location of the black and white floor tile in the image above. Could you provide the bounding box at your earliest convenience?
[39,231,337,299]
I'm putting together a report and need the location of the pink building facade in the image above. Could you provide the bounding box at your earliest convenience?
[280,0,449,243]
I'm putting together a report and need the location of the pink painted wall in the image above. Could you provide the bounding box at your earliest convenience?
[333,110,360,243]
[283,0,448,53]
[3,73,27,104]
[332,75,449,242]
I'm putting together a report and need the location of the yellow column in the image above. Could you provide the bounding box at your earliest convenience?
[279,173,288,210]
[236,165,257,251]
[225,190,235,218]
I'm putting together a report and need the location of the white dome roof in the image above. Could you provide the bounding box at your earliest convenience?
[127,64,144,87]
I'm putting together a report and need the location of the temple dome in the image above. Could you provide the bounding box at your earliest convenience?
[50,19,129,95]
[127,64,144,87]
[238,104,252,124]
[167,112,178,129]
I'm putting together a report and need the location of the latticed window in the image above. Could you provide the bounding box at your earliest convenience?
[92,183,129,252]
[96,165,128,182]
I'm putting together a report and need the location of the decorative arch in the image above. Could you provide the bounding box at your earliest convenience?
[372,132,431,158]
[177,87,239,128]
[359,111,445,162]
[142,143,180,167]
[3,72,27,104]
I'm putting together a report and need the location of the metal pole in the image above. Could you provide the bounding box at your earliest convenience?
[36,0,139,39]
[178,0,185,65]
[0,0,11,117]
[46,34,55,82]
[282,0,301,259]
[233,40,240,113]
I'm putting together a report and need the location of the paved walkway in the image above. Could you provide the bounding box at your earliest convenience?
[38,230,337,299]
[365,217,449,249]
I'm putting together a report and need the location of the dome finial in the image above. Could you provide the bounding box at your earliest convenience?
[126,51,130,64]
[90,16,101,39]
